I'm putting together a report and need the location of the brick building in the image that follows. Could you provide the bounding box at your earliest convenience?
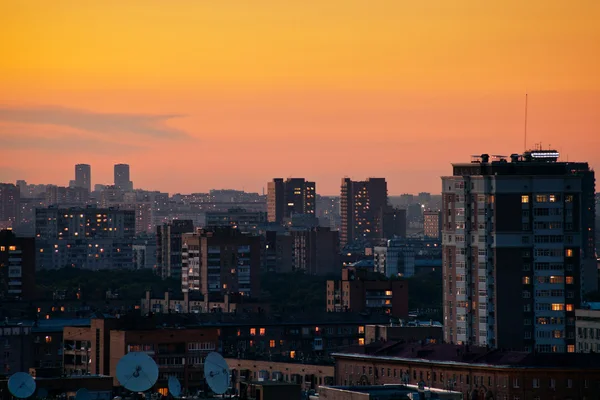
[0,229,35,301]
[332,342,600,399]
[326,267,408,318]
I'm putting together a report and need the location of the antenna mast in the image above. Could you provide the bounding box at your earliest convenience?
[524,93,528,151]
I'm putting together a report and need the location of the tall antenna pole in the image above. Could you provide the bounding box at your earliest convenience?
[524,93,528,151]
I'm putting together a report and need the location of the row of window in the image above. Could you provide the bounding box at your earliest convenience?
[522,194,574,203]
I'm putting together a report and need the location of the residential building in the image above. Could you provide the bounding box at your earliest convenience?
[424,210,442,239]
[132,235,157,270]
[181,227,261,297]
[0,229,35,301]
[74,164,91,193]
[374,238,416,277]
[340,178,388,247]
[442,150,596,352]
[365,322,443,345]
[140,290,268,315]
[290,227,340,275]
[45,186,89,206]
[381,206,407,240]
[575,304,600,353]
[0,183,20,228]
[205,207,267,233]
[332,343,600,399]
[267,178,316,224]
[35,206,135,270]
[318,385,462,400]
[326,267,409,318]
[114,163,133,191]
[156,220,194,279]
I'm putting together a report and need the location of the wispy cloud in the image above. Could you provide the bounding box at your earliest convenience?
[0,134,144,155]
[0,105,188,139]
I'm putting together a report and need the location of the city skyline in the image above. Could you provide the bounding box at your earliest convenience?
[1,1,599,194]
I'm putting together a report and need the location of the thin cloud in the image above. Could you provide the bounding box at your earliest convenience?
[0,105,188,139]
[0,134,145,155]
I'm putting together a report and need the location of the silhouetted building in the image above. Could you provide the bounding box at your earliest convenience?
[35,207,135,270]
[74,164,91,193]
[290,227,340,275]
[114,163,133,191]
[326,267,408,318]
[133,235,157,270]
[267,178,316,224]
[340,178,388,247]
[0,183,20,228]
[424,210,442,239]
[205,208,267,233]
[156,220,194,279]
[381,206,407,239]
[181,227,261,298]
[45,186,89,206]
[0,229,35,300]
[442,150,596,352]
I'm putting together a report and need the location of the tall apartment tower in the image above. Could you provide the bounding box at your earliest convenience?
[340,178,388,247]
[424,210,442,239]
[75,164,91,192]
[156,220,194,279]
[442,150,596,353]
[114,164,133,191]
[267,178,316,224]
[0,183,20,227]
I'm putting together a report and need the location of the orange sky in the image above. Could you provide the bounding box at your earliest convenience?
[1,1,599,195]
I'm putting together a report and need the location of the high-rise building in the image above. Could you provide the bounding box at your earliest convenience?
[156,220,194,279]
[374,238,416,277]
[114,164,133,191]
[267,178,316,224]
[181,227,261,297]
[340,178,388,247]
[290,227,340,276]
[45,186,89,206]
[381,206,407,239]
[424,210,442,239]
[442,150,596,353]
[0,183,20,228]
[205,208,267,233]
[35,206,135,269]
[0,229,35,300]
[75,164,91,192]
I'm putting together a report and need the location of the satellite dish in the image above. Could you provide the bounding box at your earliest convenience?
[168,376,181,398]
[37,388,48,399]
[8,372,37,399]
[75,388,91,400]
[204,352,230,395]
[116,352,159,392]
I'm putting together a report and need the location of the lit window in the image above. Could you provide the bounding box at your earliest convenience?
[0,246,4,251]
[250,328,256,336]
[358,338,365,346]
[259,328,265,336]
[249,340,254,347]
[8,246,16,251]
[358,326,365,334]
[45,336,52,343]
[566,195,574,203]
[37,308,41,313]
[549,195,556,203]
[535,195,547,203]
[237,329,241,337]
[385,290,392,296]
[566,249,573,257]
[521,195,529,204]
[567,345,575,353]
[551,304,564,311]
[290,351,296,359]
[223,284,227,289]
[566,276,574,284]
[566,304,574,312]
[522,277,531,285]
[269,340,275,348]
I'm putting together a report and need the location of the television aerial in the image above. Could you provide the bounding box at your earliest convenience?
[8,372,37,399]
[75,388,91,400]
[168,376,182,398]
[36,388,48,399]
[204,352,230,395]
[116,352,159,392]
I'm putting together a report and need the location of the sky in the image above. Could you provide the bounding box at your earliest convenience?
[1,1,599,195]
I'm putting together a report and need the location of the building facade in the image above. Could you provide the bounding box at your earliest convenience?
[575,306,600,353]
[374,238,416,278]
[267,178,316,224]
[156,220,194,279]
[74,164,91,193]
[326,267,409,318]
[381,206,407,240]
[424,210,442,239]
[113,164,133,191]
[205,208,267,233]
[35,206,135,270]
[442,150,596,352]
[0,229,35,301]
[181,227,261,297]
[0,183,20,228]
[340,178,388,247]
[290,227,340,276]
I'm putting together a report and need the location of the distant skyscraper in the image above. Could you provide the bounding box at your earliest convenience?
[114,164,133,191]
[423,210,442,239]
[442,150,596,353]
[267,178,316,224]
[340,178,388,247]
[75,164,91,192]
[156,220,194,279]
[0,183,20,227]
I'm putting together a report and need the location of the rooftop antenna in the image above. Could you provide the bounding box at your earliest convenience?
[523,93,528,151]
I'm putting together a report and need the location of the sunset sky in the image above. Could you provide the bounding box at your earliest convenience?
[1,1,599,195]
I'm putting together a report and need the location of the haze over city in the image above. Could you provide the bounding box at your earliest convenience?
[1,1,599,194]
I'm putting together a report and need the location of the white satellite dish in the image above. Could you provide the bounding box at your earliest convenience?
[116,352,159,392]
[204,352,230,395]
[75,388,91,400]
[168,376,181,398]
[8,372,37,399]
